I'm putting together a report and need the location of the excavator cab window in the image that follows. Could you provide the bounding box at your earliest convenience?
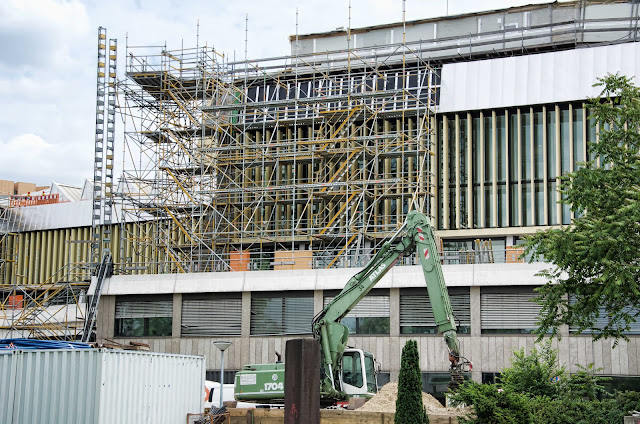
[364,354,377,393]
[341,351,363,388]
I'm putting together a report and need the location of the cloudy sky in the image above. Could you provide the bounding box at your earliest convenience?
[0,0,551,187]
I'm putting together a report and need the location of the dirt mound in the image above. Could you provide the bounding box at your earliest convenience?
[357,382,466,416]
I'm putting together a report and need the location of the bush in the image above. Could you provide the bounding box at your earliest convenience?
[450,343,640,424]
[395,340,428,424]
[560,363,610,401]
[500,341,564,398]
[451,381,532,424]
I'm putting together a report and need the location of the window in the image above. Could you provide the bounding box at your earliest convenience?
[250,291,313,335]
[569,304,640,335]
[115,295,172,337]
[181,293,242,336]
[400,287,471,334]
[480,286,542,334]
[323,289,390,335]
[342,351,364,388]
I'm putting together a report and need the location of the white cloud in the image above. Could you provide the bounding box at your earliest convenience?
[0,133,91,186]
[0,0,90,70]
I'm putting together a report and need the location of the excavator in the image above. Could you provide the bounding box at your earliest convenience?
[234,210,472,404]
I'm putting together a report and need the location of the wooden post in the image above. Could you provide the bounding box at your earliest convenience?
[285,338,320,424]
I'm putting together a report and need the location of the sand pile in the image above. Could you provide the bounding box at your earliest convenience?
[357,382,467,416]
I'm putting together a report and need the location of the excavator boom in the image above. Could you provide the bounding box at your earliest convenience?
[313,210,469,399]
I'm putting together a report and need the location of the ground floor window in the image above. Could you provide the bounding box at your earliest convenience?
[115,295,173,337]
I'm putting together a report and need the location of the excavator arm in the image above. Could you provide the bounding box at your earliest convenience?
[312,211,470,399]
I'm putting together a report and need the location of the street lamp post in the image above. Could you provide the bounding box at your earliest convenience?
[213,341,232,409]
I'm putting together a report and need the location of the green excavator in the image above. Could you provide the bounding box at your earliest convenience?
[234,210,472,404]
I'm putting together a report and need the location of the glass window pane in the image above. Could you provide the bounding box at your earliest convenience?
[497,114,506,183]
[573,107,584,167]
[472,115,482,227]
[523,183,532,226]
[148,317,172,336]
[535,183,544,225]
[521,111,531,180]
[560,108,570,175]
[534,110,544,180]
[116,318,144,337]
[547,109,556,179]
[548,181,557,226]
[342,351,363,388]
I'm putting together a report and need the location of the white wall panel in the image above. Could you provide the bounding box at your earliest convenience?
[439,42,640,112]
[103,262,549,295]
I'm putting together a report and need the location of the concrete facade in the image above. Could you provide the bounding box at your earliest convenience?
[96,264,640,383]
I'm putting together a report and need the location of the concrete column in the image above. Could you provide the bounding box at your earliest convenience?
[96,294,116,343]
[313,290,323,316]
[470,286,482,382]
[241,291,252,367]
[171,293,182,353]
[241,291,251,338]
[390,288,400,337]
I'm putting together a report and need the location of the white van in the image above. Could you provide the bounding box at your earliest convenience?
[204,381,236,409]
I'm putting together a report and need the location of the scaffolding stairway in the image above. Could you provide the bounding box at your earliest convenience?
[81,250,113,342]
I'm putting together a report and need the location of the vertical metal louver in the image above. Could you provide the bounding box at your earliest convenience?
[400,288,470,331]
[480,288,541,332]
[250,293,313,335]
[181,295,242,336]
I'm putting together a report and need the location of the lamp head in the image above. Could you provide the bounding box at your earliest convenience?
[213,341,232,352]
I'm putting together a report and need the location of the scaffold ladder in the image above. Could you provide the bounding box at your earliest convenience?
[103,38,117,250]
[82,250,113,342]
[91,27,107,270]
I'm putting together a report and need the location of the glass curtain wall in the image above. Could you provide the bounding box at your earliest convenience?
[435,103,587,230]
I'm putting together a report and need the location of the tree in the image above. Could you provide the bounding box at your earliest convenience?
[500,342,564,398]
[525,73,640,341]
[395,339,428,424]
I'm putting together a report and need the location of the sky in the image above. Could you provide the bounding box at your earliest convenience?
[0,0,552,187]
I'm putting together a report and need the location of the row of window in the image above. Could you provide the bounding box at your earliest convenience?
[114,288,640,338]
[238,68,440,123]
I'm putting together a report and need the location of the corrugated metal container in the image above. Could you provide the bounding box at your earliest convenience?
[0,349,204,424]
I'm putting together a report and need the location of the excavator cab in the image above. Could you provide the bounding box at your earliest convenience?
[340,348,378,398]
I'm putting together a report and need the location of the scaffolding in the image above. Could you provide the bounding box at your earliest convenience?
[117,26,439,274]
[0,202,91,339]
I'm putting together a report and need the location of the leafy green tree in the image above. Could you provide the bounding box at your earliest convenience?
[395,339,428,424]
[500,342,564,398]
[525,73,640,340]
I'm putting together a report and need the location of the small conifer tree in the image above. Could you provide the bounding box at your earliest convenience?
[395,339,428,424]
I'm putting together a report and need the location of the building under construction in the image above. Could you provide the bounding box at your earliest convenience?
[117,34,437,273]
[2,0,640,396]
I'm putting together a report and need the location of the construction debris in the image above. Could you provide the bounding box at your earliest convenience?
[100,339,150,351]
[357,382,467,416]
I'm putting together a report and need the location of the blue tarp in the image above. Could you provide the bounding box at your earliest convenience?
[0,338,92,350]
